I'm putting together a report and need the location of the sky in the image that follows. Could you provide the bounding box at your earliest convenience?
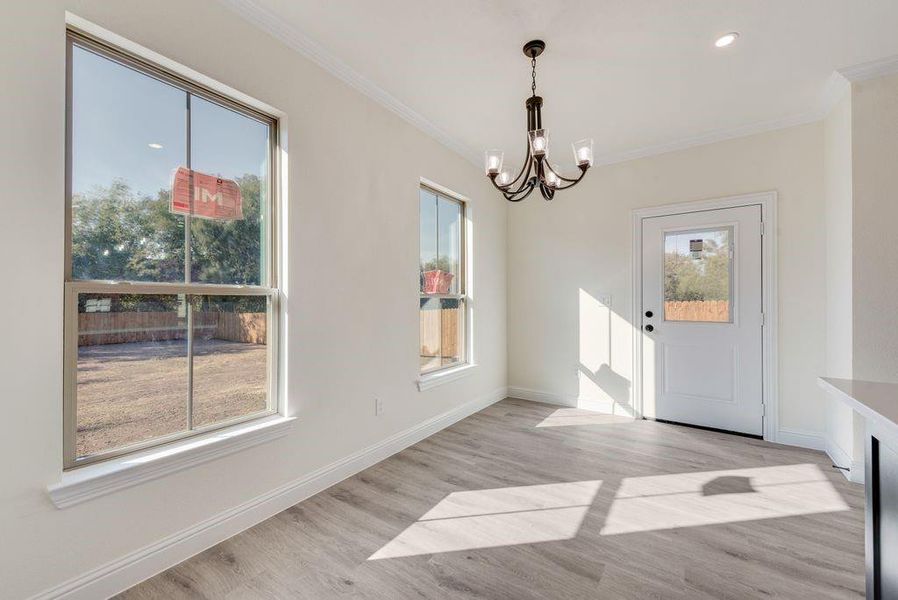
[71,44,269,198]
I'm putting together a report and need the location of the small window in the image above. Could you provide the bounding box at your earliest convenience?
[65,31,278,468]
[663,227,733,322]
[419,186,467,374]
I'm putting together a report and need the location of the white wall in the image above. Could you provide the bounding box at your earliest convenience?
[508,123,827,438]
[851,72,898,382]
[0,2,506,598]
[823,92,859,473]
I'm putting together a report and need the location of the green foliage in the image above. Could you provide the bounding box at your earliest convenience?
[71,179,184,282]
[664,237,729,302]
[421,256,453,272]
[190,175,264,285]
[71,174,263,285]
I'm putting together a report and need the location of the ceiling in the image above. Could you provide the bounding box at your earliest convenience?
[223,0,898,168]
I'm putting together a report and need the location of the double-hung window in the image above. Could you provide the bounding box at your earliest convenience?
[419,186,467,374]
[64,31,278,468]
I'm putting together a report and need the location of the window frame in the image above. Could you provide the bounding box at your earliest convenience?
[418,183,469,376]
[63,30,280,470]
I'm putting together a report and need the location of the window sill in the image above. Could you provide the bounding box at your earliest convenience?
[417,363,477,391]
[47,415,296,509]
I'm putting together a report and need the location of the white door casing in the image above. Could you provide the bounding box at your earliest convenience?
[640,204,763,435]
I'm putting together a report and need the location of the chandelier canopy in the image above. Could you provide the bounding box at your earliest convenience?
[485,40,593,202]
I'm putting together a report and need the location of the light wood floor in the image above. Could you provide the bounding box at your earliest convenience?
[118,399,865,599]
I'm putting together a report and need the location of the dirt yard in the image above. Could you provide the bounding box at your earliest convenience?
[76,339,267,457]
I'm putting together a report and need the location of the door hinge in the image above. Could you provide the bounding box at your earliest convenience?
[760,312,765,327]
[761,403,766,416]
[760,221,765,236]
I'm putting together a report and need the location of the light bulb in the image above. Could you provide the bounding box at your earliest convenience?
[497,171,512,186]
[577,147,590,163]
[546,167,560,188]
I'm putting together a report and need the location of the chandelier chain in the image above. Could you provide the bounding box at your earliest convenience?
[531,56,537,97]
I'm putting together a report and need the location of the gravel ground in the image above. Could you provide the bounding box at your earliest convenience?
[76,339,267,457]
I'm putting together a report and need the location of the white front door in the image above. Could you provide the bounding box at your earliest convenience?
[641,205,763,435]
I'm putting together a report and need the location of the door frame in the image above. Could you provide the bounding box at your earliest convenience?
[631,191,778,442]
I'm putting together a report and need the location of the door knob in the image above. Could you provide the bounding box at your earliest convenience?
[645,310,653,318]
[644,324,654,332]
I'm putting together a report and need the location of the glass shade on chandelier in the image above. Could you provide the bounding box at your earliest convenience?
[484,40,593,202]
[572,138,594,167]
[528,129,548,157]
[484,150,504,175]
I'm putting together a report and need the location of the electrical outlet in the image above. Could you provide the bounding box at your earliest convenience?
[375,398,384,416]
[600,295,612,308]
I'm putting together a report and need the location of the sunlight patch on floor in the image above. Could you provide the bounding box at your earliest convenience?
[368,480,601,560]
[535,408,635,428]
[600,463,849,535]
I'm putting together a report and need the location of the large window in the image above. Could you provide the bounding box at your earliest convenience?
[64,31,278,468]
[419,186,467,374]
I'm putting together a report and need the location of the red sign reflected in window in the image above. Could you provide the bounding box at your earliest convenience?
[170,166,243,220]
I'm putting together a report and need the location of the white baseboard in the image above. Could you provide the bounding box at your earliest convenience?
[824,436,865,485]
[775,427,827,451]
[778,428,865,484]
[29,387,507,600]
[507,386,636,416]
[507,386,576,407]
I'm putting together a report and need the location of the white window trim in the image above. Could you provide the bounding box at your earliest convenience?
[57,14,293,491]
[417,178,474,386]
[48,415,296,508]
[417,362,478,391]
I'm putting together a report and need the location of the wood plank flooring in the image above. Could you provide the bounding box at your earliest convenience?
[118,399,865,599]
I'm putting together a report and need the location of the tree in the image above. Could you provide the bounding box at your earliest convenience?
[72,174,266,312]
[663,237,729,302]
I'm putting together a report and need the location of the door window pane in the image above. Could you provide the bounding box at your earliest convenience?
[664,228,732,322]
[191,295,269,428]
[189,97,270,286]
[76,293,188,457]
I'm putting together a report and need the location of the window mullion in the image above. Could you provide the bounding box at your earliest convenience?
[434,195,442,365]
[185,93,194,431]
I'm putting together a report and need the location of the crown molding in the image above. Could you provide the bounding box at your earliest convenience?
[218,0,482,167]
[816,71,851,117]
[838,53,898,83]
[811,53,898,119]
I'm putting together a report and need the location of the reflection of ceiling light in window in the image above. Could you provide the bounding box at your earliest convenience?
[148,143,163,149]
[714,32,739,48]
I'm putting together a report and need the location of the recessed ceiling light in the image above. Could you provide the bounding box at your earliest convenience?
[148,143,163,149]
[714,32,739,48]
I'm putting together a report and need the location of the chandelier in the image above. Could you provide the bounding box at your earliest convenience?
[485,40,593,202]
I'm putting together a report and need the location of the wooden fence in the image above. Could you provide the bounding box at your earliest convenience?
[78,312,267,346]
[664,300,729,321]
[419,306,460,359]
[212,312,267,344]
